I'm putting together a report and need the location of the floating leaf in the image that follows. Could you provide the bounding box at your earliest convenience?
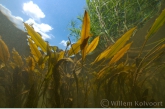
[146,9,165,39]
[80,11,90,61]
[0,36,10,63]
[68,39,81,56]
[109,42,132,65]
[28,38,42,62]
[86,36,99,54]
[24,23,47,52]
[12,48,24,67]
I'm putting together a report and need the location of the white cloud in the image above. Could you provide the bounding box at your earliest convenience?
[0,4,24,31]
[0,3,53,40]
[23,1,53,40]
[15,16,23,21]
[38,23,53,32]
[60,40,68,47]
[23,1,45,21]
[0,4,10,15]
[24,18,35,24]
[38,31,52,40]
[25,18,53,39]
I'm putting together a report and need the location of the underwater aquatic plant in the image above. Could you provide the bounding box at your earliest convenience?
[0,36,10,63]
[0,6,165,107]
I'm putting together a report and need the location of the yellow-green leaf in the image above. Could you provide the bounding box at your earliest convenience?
[68,39,81,56]
[38,56,48,69]
[109,42,133,65]
[12,48,24,67]
[49,52,59,65]
[24,23,47,52]
[26,56,35,71]
[38,55,48,65]
[28,38,42,62]
[45,64,54,79]
[81,11,90,42]
[106,27,136,59]
[0,63,5,69]
[96,66,109,80]
[58,51,65,61]
[0,36,10,63]
[9,62,16,69]
[50,46,58,52]
[92,46,112,64]
[93,27,135,64]
[146,9,165,39]
[45,58,74,80]
[80,11,90,61]
[86,36,99,54]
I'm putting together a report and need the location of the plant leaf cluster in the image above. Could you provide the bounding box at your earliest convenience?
[0,8,165,108]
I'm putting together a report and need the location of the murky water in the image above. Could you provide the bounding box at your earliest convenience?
[0,0,165,108]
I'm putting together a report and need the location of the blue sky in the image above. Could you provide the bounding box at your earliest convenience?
[0,0,86,49]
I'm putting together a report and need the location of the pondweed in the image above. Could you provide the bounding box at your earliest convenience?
[0,9,165,107]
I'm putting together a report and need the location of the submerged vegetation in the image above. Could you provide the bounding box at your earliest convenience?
[0,2,165,108]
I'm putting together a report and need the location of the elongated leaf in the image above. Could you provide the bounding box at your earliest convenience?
[158,44,165,50]
[57,51,65,61]
[109,42,132,65]
[0,37,10,63]
[49,52,59,65]
[86,36,99,54]
[12,48,24,67]
[24,23,47,52]
[146,9,165,39]
[106,27,136,59]
[25,84,38,108]
[80,11,90,42]
[28,38,42,62]
[68,39,81,56]
[26,56,35,71]
[144,44,165,66]
[38,56,46,69]
[45,64,54,79]
[45,58,74,80]
[50,46,58,52]
[0,63,5,69]
[38,55,48,65]
[80,11,90,61]
[93,27,136,64]
[97,66,110,80]
[92,46,112,64]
